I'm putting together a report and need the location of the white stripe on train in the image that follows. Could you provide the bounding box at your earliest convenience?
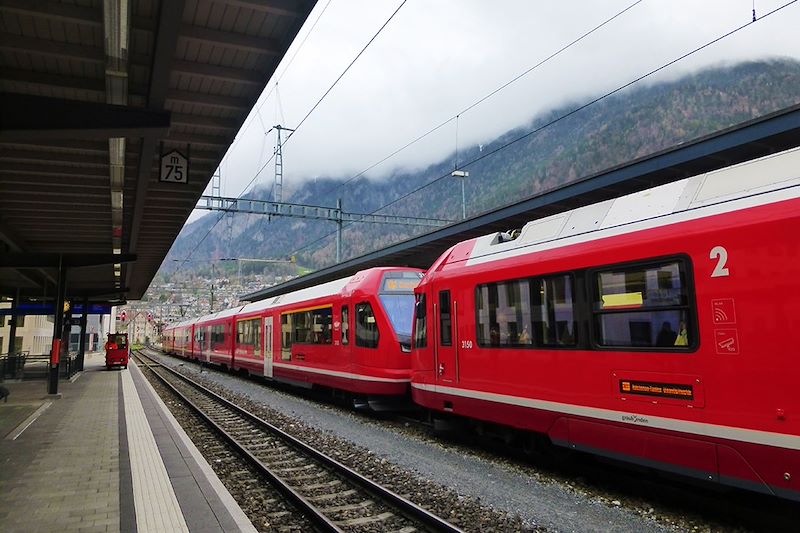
[412,382,800,451]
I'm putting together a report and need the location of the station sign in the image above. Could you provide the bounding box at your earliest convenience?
[0,303,112,316]
[159,149,189,184]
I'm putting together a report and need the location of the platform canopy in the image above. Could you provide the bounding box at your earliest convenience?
[0,0,316,305]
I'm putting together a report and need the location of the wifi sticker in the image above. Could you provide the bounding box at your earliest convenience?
[711,299,736,325]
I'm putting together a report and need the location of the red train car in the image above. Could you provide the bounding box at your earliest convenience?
[193,308,239,366]
[168,267,423,401]
[411,147,800,501]
[162,323,176,354]
[239,267,422,397]
[169,320,194,358]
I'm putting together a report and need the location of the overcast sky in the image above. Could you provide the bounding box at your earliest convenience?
[198,0,800,217]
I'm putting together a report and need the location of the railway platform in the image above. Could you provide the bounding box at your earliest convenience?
[0,352,256,533]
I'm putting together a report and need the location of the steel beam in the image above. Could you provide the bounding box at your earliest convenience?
[126,0,186,292]
[0,253,136,268]
[179,25,280,54]
[0,94,171,141]
[197,195,453,227]
[166,90,250,110]
[48,260,67,395]
[220,0,311,18]
[171,60,265,85]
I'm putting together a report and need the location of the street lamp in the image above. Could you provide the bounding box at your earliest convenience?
[451,170,469,219]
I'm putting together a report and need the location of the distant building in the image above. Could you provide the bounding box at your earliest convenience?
[1,305,107,355]
[0,313,53,355]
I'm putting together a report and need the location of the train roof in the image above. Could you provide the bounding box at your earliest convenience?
[166,315,206,329]
[239,275,353,316]
[212,305,246,321]
[459,146,800,268]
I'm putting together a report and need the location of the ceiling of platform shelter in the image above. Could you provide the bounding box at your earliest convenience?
[0,0,316,304]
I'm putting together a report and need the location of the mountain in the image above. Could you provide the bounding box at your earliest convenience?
[162,59,800,281]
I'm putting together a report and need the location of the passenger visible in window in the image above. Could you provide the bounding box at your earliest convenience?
[674,321,688,346]
[656,321,677,347]
[490,325,500,346]
[517,327,530,345]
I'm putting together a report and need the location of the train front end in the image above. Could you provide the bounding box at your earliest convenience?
[346,268,423,398]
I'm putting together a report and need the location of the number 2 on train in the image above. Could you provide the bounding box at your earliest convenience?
[710,246,730,277]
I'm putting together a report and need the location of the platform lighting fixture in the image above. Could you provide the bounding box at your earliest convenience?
[111,191,123,210]
[451,170,469,219]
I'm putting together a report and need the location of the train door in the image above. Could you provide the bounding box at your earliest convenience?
[340,304,350,355]
[263,316,274,378]
[435,290,458,383]
[202,325,211,363]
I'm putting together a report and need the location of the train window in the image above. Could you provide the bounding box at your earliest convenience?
[285,307,333,345]
[310,308,333,344]
[379,272,418,341]
[439,291,452,346]
[476,274,576,349]
[341,306,349,345]
[236,318,262,357]
[211,325,225,347]
[593,260,693,349]
[355,303,380,349]
[533,275,577,347]
[413,294,427,349]
[281,314,292,360]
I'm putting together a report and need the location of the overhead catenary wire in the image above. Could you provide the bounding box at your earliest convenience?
[286,0,798,259]
[174,0,408,274]
[181,0,633,274]
[174,0,337,277]
[285,0,408,141]
[316,0,645,198]
[220,0,335,163]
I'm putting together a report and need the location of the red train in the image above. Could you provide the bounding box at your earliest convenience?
[162,147,800,501]
[163,267,423,399]
[412,147,800,501]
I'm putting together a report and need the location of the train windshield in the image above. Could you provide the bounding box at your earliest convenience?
[379,271,423,339]
[379,294,416,337]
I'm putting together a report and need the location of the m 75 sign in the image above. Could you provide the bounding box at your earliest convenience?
[159,149,189,183]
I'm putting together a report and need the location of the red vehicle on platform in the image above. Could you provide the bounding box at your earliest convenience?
[410,147,800,501]
[164,267,423,402]
[105,333,129,370]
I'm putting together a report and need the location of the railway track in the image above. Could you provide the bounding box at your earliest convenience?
[133,350,464,533]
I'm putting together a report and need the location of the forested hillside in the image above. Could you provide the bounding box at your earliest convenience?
[164,59,800,277]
